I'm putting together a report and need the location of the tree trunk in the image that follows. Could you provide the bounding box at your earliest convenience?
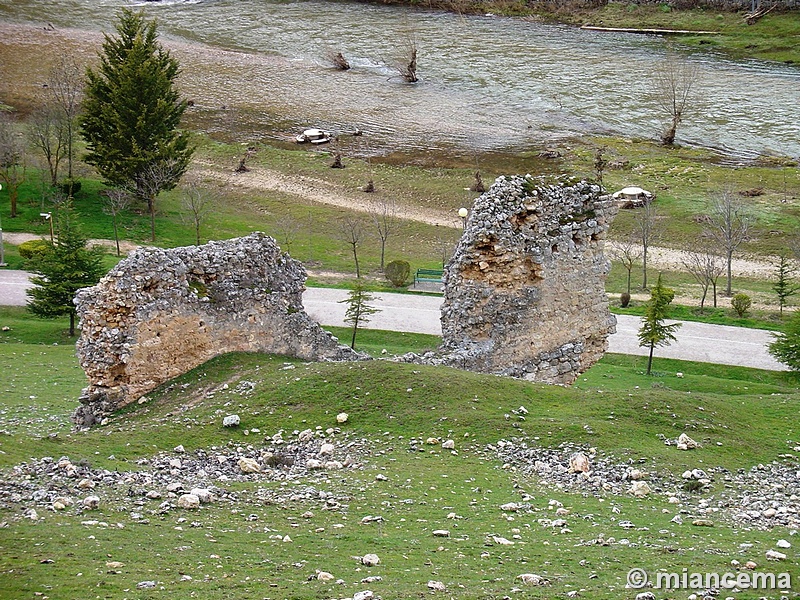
[350,306,360,349]
[195,220,201,246]
[112,216,121,257]
[699,286,708,312]
[646,342,655,375]
[10,188,18,218]
[626,268,632,295]
[149,197,156,242]
[725,250,733,295]
[642,247,648,289]
[351,244,360,278]
[380,238,386,272]
[661,122,677,146]
[712,281,718,307]
[69,310,76,337]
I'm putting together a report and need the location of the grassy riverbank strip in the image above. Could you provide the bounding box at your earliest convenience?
[357,0,800,63]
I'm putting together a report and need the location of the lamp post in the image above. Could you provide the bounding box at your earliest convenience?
[458,207,468,229]
[40,212,54,243]
[0,183,5,267]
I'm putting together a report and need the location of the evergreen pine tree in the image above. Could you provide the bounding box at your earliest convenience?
[26,202,105,336]
[772,253,798,316]
[339,283,380,349]
[81,8,193,241]
[769,310,800,371]
[637,273,681,375]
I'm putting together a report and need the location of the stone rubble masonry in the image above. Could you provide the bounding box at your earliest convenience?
[73,233,362,427]
[438,175,618,385]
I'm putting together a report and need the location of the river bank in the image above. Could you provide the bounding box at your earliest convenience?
[358,0,800,63]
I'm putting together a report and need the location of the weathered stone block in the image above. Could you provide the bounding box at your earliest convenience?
[437,176,617,385]
[73,233,362,426]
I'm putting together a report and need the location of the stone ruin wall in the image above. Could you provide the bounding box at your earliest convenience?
[438,176,618,384]
[73,233,361,427]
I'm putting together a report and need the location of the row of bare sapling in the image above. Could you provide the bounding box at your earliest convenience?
[610,189,758,312]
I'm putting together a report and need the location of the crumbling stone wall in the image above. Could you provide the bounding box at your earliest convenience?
[438,176,618,384]
[73,233,360,426]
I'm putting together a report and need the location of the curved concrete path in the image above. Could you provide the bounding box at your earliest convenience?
[0,269,785,371]
[302,287,785,371]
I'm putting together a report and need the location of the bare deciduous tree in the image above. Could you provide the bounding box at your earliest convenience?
[707,190,752,296]
[131,159,185,242]
[369,196,400,272]
[434,227,460,269]
[274,214,303,255]
[338,214,367,278]
[653,49,699,146]
[634,201,659,289]
[28,103,68,187]
[681,245,724,311]
[0,116,26,218]
[395,32,418,83]
[102,187,132,256]
[48,57,84,183]
[180,178,214,246]
[609,234,642,295]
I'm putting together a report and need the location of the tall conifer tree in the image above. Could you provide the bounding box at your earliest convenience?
[26,202,105,336]
[81,8,193,240]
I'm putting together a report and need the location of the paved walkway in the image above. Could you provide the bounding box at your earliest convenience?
[0,269,785,371]
[303,287,785,371]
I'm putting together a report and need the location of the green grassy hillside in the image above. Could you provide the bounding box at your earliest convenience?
[1,310,798,599]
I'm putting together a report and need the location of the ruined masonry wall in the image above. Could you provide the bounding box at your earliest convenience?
[439,176,618,384]
[73,233,360,426]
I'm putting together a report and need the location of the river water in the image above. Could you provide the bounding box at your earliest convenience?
[1,0,798,158]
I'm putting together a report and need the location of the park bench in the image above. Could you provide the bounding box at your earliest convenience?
[414,268,444,288]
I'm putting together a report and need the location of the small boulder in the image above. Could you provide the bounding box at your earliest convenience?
[190,488,215,503]
[517,573,548,586]
[238,457,261,473]
[336,412,348,423]
[222,414,240,427]
[82,495,100,510]
[677,433,699,450]
[427,580,446,591]
[568,452,590,473]
[177,494,200,509]
[319,443,335,456]
[629,481,651,498]
[361,553,380,566]
[316,570,334,582]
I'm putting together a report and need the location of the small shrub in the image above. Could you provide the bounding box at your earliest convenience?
[384,260,411,287]
[60,178,81,196]
[620,292,631,308]
[731,293,752,317]
[18,239,51,260]
[683,479,705,493]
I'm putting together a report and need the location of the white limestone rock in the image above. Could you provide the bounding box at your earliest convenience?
[223,414,240,427]
[238,457,261,473]
[177,494,200,509]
